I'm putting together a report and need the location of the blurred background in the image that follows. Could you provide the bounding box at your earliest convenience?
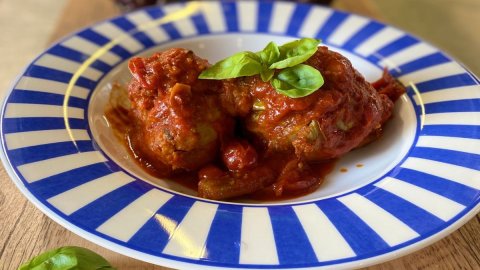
[0,0,479,269]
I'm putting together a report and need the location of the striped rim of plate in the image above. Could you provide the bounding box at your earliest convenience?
[1,1,479,269]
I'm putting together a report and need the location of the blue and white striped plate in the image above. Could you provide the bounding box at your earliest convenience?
[2,1,479,269]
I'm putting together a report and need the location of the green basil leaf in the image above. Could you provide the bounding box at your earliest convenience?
[277,64,324,90]
[19,246,116,270]
[269,38,320,69]
[271,64,324,98]
[260,68,274,82]
[199,51,262,79]
[279,38,321,59]
[258,41,280,66]
[271,78,314,98]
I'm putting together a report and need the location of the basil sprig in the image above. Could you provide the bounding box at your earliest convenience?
[199,38,324,98]
[19,246,116,270]
[272,64,324,98]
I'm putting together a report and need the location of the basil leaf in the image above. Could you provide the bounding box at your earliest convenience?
[19,246,116,270]
[260,68,274,82]
[199,51,262,79]
[258,41,280,66]
[271,64,324,98]
[270,38,320,69]
[277,64,324,90]
[271,78,314,98]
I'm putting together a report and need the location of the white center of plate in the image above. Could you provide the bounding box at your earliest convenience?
[88,34,417,204]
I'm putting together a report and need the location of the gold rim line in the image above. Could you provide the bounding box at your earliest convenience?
[409,82,425,130]
[62,2,201,148]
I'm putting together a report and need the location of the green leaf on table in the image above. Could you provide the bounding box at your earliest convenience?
[198,51,263,79]
[18,246,116,270]
[271,64,324,98]
[269,38,321,69]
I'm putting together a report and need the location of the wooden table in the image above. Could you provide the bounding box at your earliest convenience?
[1,0,479,269]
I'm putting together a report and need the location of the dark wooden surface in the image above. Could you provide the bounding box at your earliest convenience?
[1,0,479,269]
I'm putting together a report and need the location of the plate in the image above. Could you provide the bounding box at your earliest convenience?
[2,1,480,269]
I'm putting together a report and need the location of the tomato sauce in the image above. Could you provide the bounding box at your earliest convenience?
[105,99,336,201]
[106,46,405,201]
